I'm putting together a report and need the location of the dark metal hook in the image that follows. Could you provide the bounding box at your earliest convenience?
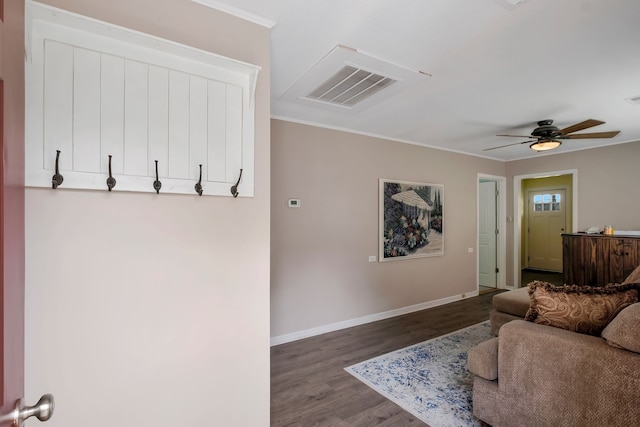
[195,164,203,196]
[106,155,116,191]
[153,160,162,194]
[230,168,243,198]
[52,150,64,189]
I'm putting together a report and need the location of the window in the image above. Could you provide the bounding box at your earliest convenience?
[533,193,561,211]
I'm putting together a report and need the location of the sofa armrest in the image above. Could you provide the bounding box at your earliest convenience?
[495,320,640,424]
[468,337,499,380]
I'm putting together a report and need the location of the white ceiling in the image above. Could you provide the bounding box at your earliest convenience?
[199,0,640,161]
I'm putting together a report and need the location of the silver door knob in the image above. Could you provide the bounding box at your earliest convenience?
[11,394,54,426]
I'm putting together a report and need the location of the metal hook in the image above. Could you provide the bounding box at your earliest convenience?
[153,160,162,194]
[52,150,64,189]
[195,164,203,196]
[230,168,243,198]
[106,155,116,191]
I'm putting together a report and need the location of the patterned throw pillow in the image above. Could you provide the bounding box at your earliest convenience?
[524,281,639,336]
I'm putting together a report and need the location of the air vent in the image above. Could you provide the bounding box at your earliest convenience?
[305,66,396,107]
[494,0,529,9]
[626,95,640,105]
[279,45,430,113]
[495,0,527,10]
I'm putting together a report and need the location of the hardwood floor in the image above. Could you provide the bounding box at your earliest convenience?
[271,291,500,426]
[521,268,564,286]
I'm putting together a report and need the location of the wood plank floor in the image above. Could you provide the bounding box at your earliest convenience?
[271,291,501,426]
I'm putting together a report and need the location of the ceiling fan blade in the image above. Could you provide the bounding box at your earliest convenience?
[483,140,536,151]
[558,119,604,135]
[561,131,620,139]
[496,134,534,138]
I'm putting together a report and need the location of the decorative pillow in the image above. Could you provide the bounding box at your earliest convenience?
[622,264,640,285]
[525,281,638,336]
[601,303,640,353]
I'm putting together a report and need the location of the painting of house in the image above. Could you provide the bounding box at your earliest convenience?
[381,180,444,260]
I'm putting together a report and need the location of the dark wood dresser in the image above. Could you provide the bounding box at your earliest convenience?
[562,233,640,285]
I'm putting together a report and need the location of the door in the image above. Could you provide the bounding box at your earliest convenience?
[479,181,497,288]
[527,189,566,272]
[1,0,27,420]
[1,1,54,425]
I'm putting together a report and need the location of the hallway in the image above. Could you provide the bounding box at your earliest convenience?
[480,268,564,294]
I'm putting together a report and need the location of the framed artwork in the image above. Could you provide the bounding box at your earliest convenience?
[379,179,444,261]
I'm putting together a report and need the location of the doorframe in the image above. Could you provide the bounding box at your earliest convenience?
[512,169,578,288]
[477,174,507,291]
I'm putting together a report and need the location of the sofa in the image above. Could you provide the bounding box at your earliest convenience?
[468,281,640,427]
[488,286,530,335]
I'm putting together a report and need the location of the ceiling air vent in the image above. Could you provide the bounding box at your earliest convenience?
[305,66,397,107]
[279,45,430,113]
[626,95,640,105]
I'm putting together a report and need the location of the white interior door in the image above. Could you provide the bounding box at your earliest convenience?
[527,189,566,272]
[479,181,497,288]
[1,1,55,425]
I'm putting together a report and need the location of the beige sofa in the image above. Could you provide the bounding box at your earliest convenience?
[469,291,640,427]
[488,286,530,335]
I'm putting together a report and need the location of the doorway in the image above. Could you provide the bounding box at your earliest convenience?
[513,170,576,287]
[479,180,497,291]
[477,174,506,293]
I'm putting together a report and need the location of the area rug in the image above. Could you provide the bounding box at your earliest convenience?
[345,321,492,427]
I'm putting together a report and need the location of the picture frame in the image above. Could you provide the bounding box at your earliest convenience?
[379,179,444,261]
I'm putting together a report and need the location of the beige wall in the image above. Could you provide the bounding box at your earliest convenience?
[505,141,640,283]
[271,120,640,341]
[24,1,271,426]
[506,142,640,231]
[271,120,505,339]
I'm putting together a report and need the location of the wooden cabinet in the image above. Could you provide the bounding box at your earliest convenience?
[562,233,640,285]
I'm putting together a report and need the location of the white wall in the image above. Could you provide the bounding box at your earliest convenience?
[24,1,271,426]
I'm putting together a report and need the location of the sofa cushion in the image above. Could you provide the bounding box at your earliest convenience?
[525,281,638,336]
[601,303,640,353]
[489,310,522,336]
[492,287,530,317]
[467,337,499,381]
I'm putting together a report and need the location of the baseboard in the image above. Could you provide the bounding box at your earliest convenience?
[270,290,480,346]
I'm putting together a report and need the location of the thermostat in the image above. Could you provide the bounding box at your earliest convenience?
[288,199,301,208]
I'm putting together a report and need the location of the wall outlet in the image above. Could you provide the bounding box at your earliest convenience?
[468,248,473,253]
[368,255,377,262]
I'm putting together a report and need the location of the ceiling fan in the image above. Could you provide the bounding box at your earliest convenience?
[484,119,621,152]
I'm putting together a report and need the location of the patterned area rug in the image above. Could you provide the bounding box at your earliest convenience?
[345,321,492,427]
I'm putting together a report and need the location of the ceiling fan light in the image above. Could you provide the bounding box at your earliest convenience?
[530,140,561,152]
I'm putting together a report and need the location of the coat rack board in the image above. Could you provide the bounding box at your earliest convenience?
[24,1,260,197]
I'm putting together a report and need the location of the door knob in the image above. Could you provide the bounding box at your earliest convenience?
[10,394,54,426]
